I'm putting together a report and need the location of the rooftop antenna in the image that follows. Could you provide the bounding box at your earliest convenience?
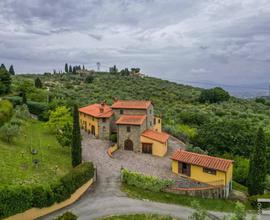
[96,62,100,72]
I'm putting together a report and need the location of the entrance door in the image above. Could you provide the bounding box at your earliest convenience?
[182,163,191,177]
[124,139,133,151]
[91,125,95,136]
[142,143,152,154]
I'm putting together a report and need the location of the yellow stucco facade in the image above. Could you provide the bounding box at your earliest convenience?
[171,160,233,186]
[153,116,162,132]
[79,112,99,137]
[140,135,167,157]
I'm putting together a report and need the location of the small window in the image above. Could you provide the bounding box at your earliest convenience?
[103,126,106,131]
[150,121,152,126]
[158,119,161,123]
[203,168,216,175]
[154,118,156,125]
[127,126,131,132]
[102,118,106,123]
[120,109,124,114]
[149,109,152,114]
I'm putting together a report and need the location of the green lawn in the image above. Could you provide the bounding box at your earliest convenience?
[99,214,180,220]
[0,119,71,186]
[122,184,252,212]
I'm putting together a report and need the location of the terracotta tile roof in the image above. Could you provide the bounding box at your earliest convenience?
[79,103,113,118]
[116,115,146,125]
[141,129,170,143]
[112,100,152,109]
[171,149,233,172]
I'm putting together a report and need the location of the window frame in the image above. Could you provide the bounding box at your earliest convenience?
[203,167,217,175]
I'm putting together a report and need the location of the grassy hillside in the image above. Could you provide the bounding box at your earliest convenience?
[0,119,71,186]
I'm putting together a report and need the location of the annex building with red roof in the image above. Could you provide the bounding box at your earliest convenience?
[171,149,234,197]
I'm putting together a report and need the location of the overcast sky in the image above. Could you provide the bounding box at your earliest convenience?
[0,0,270,89]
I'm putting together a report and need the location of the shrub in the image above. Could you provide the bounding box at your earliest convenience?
[0,99,13,126]
[121,169,174,192]
[54,211,77,220]
[27,101,49,121]
[0,186,32,219]
[110,133,117,142]
[31,185,55,208]
[248,194,270,208]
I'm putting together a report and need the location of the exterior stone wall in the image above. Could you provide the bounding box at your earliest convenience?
[117,120,147,152]
[98,117,111,140]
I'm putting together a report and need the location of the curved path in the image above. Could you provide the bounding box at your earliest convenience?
[41,134,228,220]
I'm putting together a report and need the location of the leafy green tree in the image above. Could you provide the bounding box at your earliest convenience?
[8,65,15,75]
[199,87,230,103]
[0,123,20,143]
[247,127,267,195]
[0,100,13,126]
[65,63,68,73]
[0,67,11,94]
[56,123,72,147]
[22,91,27,104]
[46,106,72,133]
[188,200,210,220]
[34,77,42,88]
[71,104,82,167]
[230,201,246,220]
[85,75,94,83]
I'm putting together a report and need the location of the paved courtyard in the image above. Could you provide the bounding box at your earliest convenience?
[41,132,229,220]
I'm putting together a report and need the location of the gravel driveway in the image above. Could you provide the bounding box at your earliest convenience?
[40,132,230,220]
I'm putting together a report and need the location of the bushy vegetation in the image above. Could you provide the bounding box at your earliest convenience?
[0,162,94,218]
[121,169,174,192]
[54,212,77,220]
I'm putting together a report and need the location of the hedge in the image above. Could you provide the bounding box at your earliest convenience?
[121,169,174,192]
[0,162,94,219]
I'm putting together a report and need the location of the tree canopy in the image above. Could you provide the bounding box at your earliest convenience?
[199,87,230,103]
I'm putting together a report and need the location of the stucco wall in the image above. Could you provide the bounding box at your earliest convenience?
[153,117,162,132]
[171,160,227,186]
[79,112,99,137]
[6,178,93,220]
[140,136,167,157]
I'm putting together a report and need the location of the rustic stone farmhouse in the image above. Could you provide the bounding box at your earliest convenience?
[171,149,233,197]
[79,100,169,157]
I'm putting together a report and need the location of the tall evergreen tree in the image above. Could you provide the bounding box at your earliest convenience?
[0,64,6,71]
[22,91,27,104]
[247,127,267,195]
[9,65,15,75]
[71,104,82,167]
[65,63,68,73]
[72,66,76,74]
[69,65,72,73]
[34,77,42,88]
[0,67,11,94]
[82,65,85,70]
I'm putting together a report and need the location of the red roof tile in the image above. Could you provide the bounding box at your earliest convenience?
[112,100,151,109]
[141,129,170,143]
[79,103,113,118]
[171,149,233,172]
[116,115,146,125]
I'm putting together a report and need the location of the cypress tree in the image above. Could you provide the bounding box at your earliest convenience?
[0,66,11,94]
[65,63,68,73]
[34,77,42,88]
[22,91,27,104]
[9,65,15,75]
[247,127,267,195]
[69,65,72,73]
[72,66,76,74]
[71,104,82,167]
[0,64,6,71]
